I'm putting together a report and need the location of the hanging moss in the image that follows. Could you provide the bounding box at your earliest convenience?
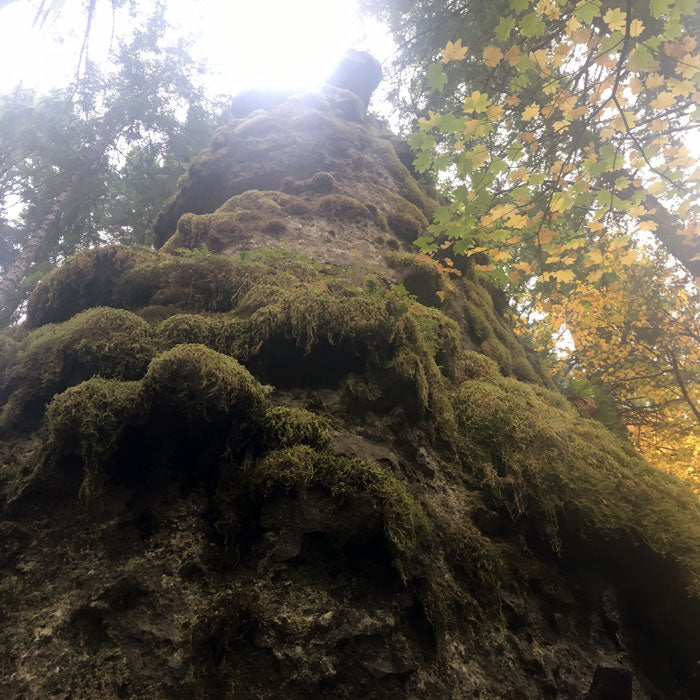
[0,308,153,432]
[26,246,157,328]
[261,406,331,450]
[453,376,700,596]
[249,445,430,582]
[47,378,143,501]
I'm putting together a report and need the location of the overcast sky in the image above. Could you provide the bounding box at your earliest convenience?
[0,0,395,99]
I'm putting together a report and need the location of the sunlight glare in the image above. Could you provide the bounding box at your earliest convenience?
[191,0,360,91]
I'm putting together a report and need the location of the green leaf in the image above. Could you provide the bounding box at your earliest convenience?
[650,0,672,17]
[520,12,546,37]
[414,236,439,253]
[575,0,602,24]
[427,63,448,92]
[495,16,516,41]
[510,0,529,11]
[414,150,434,173]
[599,32,623,53]
[438,113,464,133]
[433,206,452,224]
[530,173,546,186]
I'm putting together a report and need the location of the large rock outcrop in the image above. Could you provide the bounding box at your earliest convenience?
[1,54,699,698]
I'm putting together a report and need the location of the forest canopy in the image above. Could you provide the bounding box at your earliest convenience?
[363,0,700,487]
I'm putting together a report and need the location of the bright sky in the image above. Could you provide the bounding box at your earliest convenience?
[0,0,395,97]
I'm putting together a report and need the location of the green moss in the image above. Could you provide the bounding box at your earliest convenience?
[249,445,430,581]
[454,376,700,596]
[26,245,156,328]
[373,138,408,182]
[261,405,331,449]
[281,172,337,196]
[1,308,153,431]
[386,211,424,243]
[456,350,501,382]
[401,176,438,220]
[386,251,445,306]
[408,305,460,379]
[317,194,373,221]
[47,378,143,500]
[157,314,215,348]
[233,114,284,137]
[376,186,429,230]
[143,344,266,430]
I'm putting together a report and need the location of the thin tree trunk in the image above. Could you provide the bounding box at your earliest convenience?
[668,348,700,426]
[0,140,110,319]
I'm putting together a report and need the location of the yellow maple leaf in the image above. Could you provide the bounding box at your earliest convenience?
[506,213,529,229]
[522,103,539,121]
[676,54,700,80]
[619,250,637,265]
[505,44,523,67]
[530,49,548,70]
[565,16,581,36]
[603,8,626,33]
[647,181,666,195]
[586,269,604,283]
[474,263,495,272]
[553,269,576,283]
[505,95,521,106]
[651,92,675,110]
[637,221,659,231]
[650,118,667,132]
[584,249,603,267]
[645,73,664,89]
[553,120,571,133]
[486,103,505,121]
[441,39,468,63]
[483,45,503,67]
[627,77,643,95]
[629,19,644,37]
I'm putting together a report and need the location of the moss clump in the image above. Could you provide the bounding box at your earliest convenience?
[262,406,331,449]
[456,350,501,382]
[26,246,156,328]
[143,344,266,430]
[454,375,700,596]
[1,308,153,431]
[317,194,373,221]
[47,378,143,500]
[280,171,336,195]
[386,211,424,244]
[249,445,430,581]
[386,252,445,307]
[157,314,215,348]
[376,186,429,230]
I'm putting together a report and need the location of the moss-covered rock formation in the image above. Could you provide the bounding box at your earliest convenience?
[1,59,699,699]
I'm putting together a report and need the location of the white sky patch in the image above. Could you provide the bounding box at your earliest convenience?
[0,0,395,100]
